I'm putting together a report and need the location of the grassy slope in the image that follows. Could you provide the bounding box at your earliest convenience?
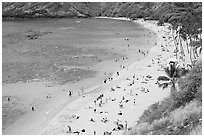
[126,60,202,135]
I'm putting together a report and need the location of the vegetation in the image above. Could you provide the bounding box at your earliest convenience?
[126,61,202,135]
[157,61,188,91]
[126,3,202,135]
[166,3,202,67]
[2,2,202,135]
[2,2,103,19]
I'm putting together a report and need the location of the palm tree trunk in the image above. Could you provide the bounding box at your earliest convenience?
[193,48,197,60]
[179,36,185,58]
[189,36,195,66]
[171,78,176,92]
[172,29,178,59]
[185,39,190,53]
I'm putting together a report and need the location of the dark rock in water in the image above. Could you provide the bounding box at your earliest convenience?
[25,30,52,40]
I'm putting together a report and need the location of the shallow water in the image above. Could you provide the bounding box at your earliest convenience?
[2,18,156,85]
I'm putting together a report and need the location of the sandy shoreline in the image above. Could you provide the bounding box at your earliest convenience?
[2,17,173,135]
[40,18,176,135]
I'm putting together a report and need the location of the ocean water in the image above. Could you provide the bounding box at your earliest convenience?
[2,18,156,85]
[2,18,153,47]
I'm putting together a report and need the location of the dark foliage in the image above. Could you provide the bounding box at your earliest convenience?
[131,60,202,135]
[2,2,202,22]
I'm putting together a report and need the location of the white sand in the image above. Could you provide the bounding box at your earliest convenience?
[40,19,177,135]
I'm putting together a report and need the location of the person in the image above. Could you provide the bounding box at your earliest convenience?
[104,79,107,84]
[125,121,128,129]
[68,91,72,97]
[81,129,85,133]
[32,106,35,111]
[8,97,10,101]
[118,111,122,115]
[90,118,95,122]
[73,131,80,135]
[93,131,96,135]
[119,103,123,108]
[46,93,51,98]
[67,125,72,133]
[133,99,136,104]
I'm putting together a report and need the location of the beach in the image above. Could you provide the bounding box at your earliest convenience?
[38,19,176,135]
[2,18,173,135]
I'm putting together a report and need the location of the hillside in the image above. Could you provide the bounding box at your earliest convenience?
[2,2,202,23]
[2,2,102,19]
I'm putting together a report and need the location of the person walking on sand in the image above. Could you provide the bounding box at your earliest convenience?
[93,131,96,135]
[125,121,128,130]
[67,125,72,133]
[68,91,72,97]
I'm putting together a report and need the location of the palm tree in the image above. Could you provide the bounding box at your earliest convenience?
[157,61,188,92]
[167,3,202,67]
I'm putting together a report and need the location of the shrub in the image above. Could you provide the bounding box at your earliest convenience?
[152,117,171,131]
[189,123,202,135]
[157,19,164,26]
[129,123,153,135]
[171,61,202,108]
[170,100,201,126]
[169,100,202,135]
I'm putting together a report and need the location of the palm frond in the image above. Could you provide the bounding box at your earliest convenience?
[164,67,173,78]
[158,82,170,90]
[157,76,171,81]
